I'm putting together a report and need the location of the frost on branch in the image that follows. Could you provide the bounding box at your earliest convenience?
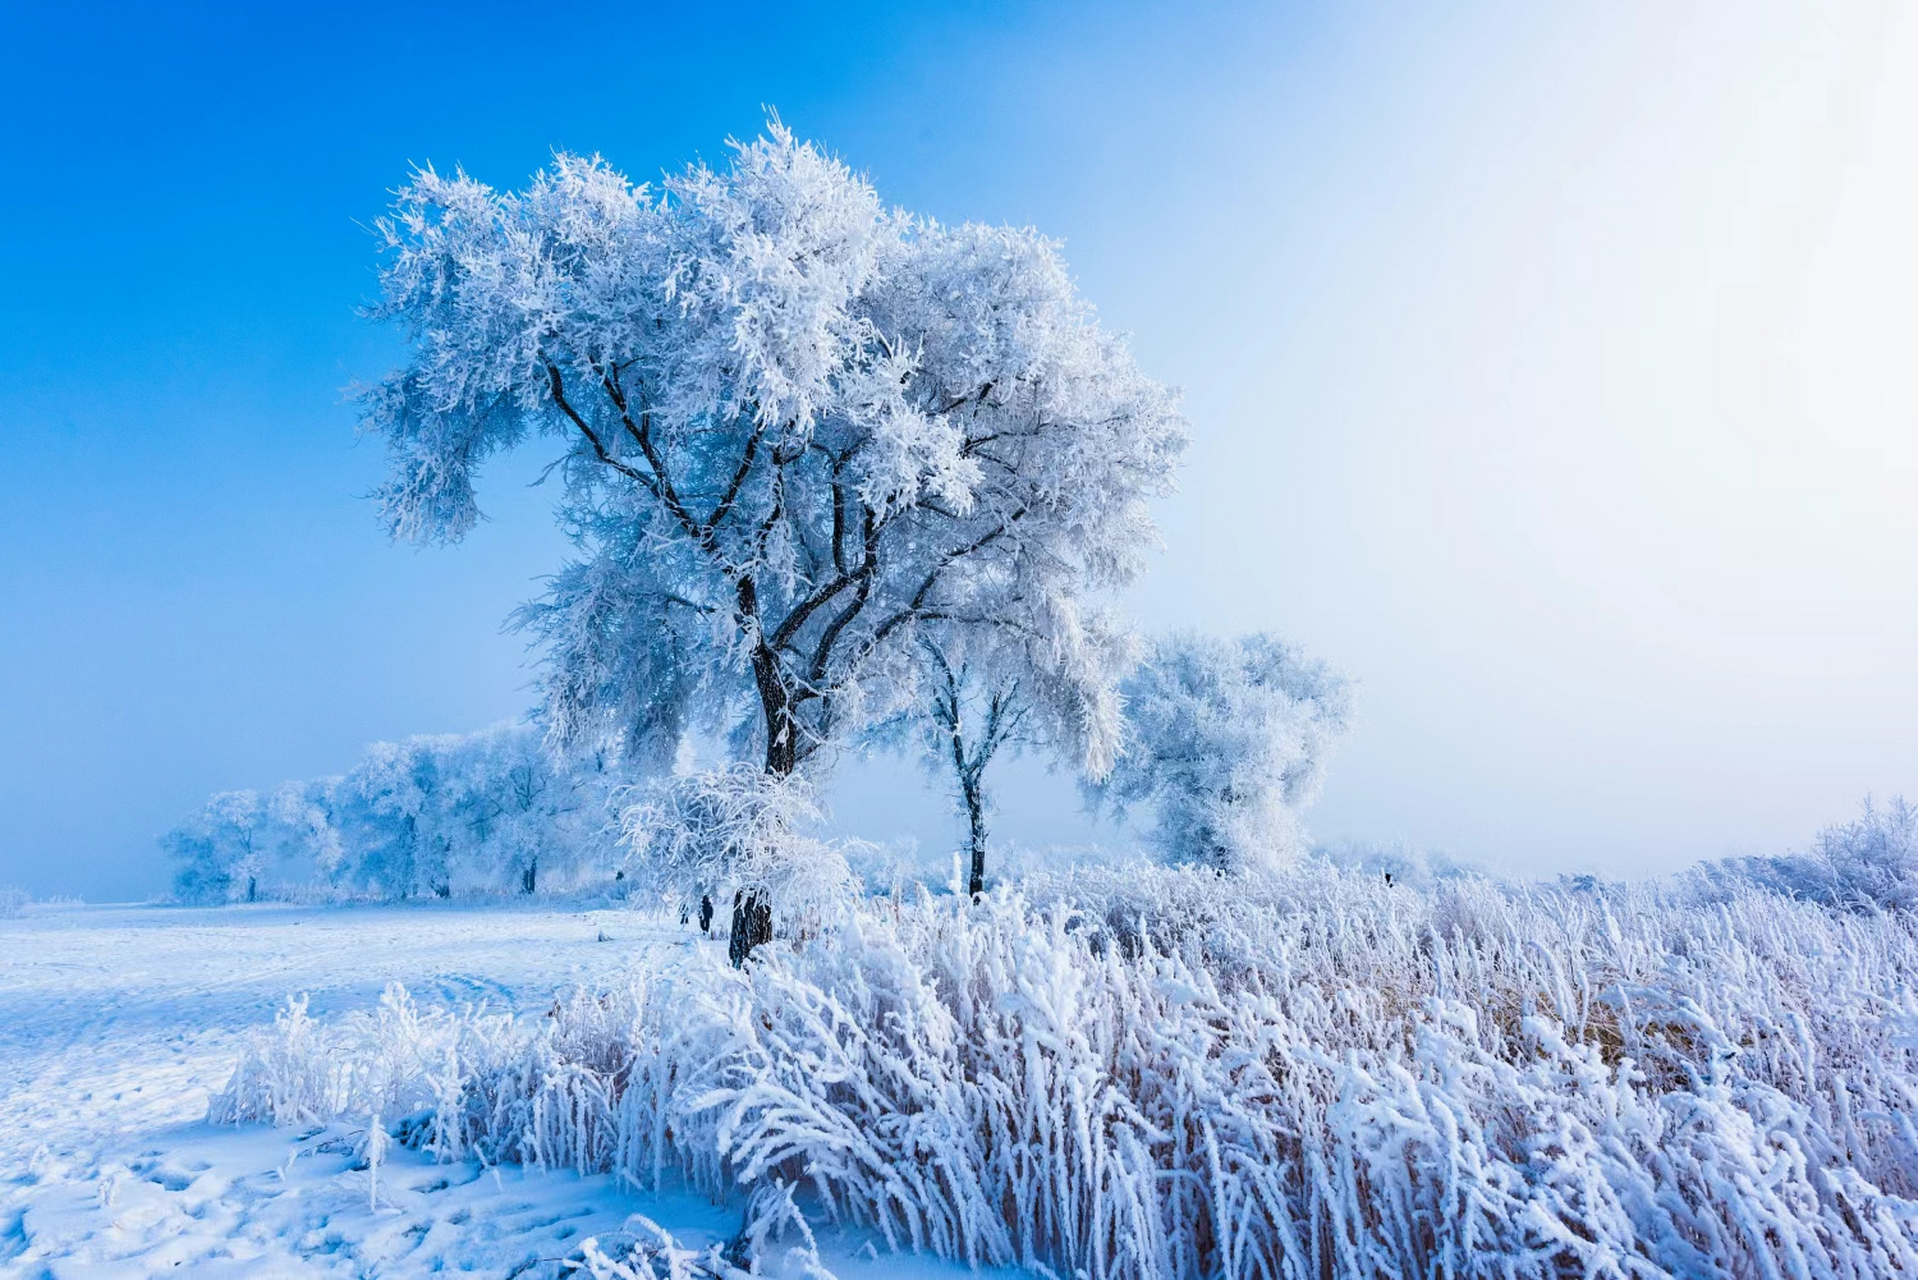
[360,123,1184,780]
[1095,631,1353,872]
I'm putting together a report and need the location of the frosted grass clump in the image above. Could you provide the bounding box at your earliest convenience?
[215,864,1918,1280]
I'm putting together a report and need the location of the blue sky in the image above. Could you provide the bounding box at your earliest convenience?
[3,1,1914,899]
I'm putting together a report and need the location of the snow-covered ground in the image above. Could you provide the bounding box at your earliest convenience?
[0,903,968,1278]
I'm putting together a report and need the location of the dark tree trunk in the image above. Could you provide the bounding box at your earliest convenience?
[698,894,714,932]
[246,876,257,904]
[521,857,537,895]
[728,889,773,967]
[731,638,797,965]
[965,781,988,899]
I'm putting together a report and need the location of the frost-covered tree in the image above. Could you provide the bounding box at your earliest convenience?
[1095,633,1353,874]
[166,785,335,904]
[326,722,619,898]
[166,790,269,904]
[326,739,445,899]
[360,124,1184,951]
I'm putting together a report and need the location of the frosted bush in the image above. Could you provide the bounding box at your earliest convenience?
[0,884,27,917]
[218,862,1918,1280]
[1699,795,1918,913]
[210,985,499,1146]
[620,766,856,945]
[1811,794,1918,908]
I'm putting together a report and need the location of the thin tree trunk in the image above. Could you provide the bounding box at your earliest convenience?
[965,781,988,899]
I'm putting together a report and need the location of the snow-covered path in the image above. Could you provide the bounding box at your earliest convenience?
[0,902,734,1277]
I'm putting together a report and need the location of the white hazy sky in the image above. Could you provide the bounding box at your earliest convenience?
[2,1,1913,895]
[843,0,1918,879]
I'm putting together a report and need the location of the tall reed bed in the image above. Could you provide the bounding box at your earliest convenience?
[213,866,1918,1279]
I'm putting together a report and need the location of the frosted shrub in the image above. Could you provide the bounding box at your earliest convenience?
[0,884,27,917]
[620,766,856,953]
[1701,795,1918,913]
[217,865,1918,1279]
[1811,794,1918,908]
[209,984,519,1162]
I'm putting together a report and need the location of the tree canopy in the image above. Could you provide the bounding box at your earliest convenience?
[363,124,1185,781]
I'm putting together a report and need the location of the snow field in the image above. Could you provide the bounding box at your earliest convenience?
[10,868,1918,1279]
[0,902,719,1276]
[210,867,1918,1280]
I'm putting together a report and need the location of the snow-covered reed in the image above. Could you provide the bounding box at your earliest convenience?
[214,865,1918,1279]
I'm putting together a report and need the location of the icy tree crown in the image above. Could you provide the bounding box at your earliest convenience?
[361,124,1185,777]
[1098,632,1353,873]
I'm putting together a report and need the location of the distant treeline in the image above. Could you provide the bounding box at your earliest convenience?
[164,722,623,904]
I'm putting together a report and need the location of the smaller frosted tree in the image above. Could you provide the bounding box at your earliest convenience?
[881,640,1033,899]
[430,725,620,894]
[329,740,444,898]
[1095,632,1353,874]
[166,784,337,904]
[165,721,625,903]
[328,722,621,898]
[166,790,269,904]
